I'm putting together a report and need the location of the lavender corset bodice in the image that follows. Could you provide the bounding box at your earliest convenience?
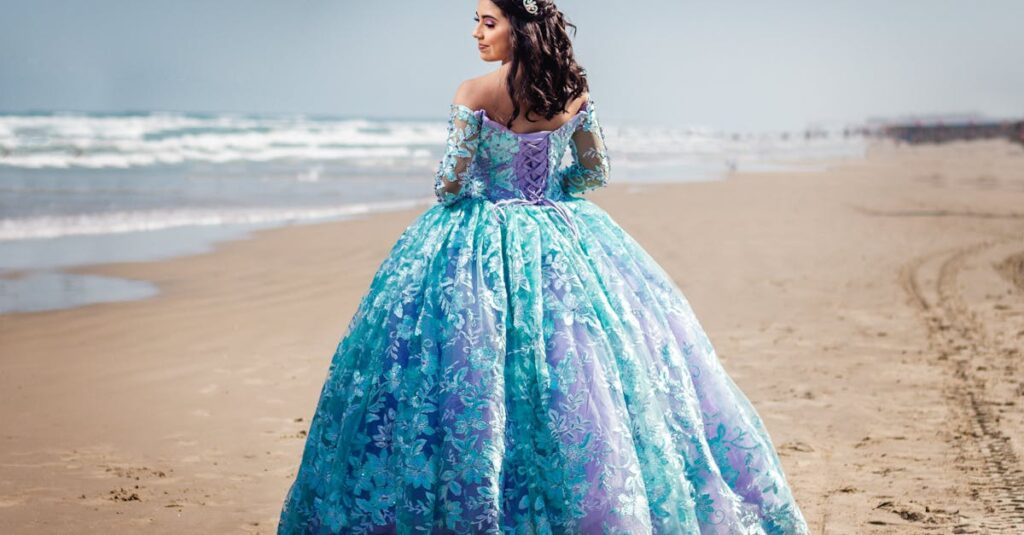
[470,107,592,236]
[471,106,586,203]
[486,124,581,236]
[507,131,551,200]
[433,99,610,238]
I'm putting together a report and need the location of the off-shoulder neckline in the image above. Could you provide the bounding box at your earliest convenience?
[451,99,590,137]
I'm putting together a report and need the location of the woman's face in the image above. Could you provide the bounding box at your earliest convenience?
[473,0,512,64]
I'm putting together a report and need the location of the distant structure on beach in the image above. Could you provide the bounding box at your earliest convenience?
[868,113,1024,145]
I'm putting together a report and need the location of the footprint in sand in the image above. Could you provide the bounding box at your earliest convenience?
[779,440,815,453]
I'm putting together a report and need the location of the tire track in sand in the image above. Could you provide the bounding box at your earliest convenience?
[899,236,1024,533]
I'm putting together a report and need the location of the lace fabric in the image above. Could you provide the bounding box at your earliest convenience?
[432,98,610,207]
[557,99,610,196]
[278,96,811,535]
[433,104,483,206]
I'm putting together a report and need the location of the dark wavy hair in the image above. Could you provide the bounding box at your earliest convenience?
[489,0,589,128]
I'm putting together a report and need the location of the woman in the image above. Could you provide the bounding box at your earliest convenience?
[277,1,811,533]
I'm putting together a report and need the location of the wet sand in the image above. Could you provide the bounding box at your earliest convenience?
[1,139,1022,533]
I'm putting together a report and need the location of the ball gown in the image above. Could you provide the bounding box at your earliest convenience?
[277,96,811,534]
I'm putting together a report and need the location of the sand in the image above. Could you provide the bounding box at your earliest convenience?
[1,139,1022,534]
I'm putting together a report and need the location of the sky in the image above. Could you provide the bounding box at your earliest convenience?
[1,0,1022,132]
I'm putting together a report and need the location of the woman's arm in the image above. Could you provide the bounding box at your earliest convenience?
[559,96,610,196]
[434,82,484,206]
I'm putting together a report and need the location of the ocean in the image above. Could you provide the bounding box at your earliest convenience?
[0,110,866,313]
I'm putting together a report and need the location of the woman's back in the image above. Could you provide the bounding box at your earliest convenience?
[460,71,590,135]
[434,81,610,215]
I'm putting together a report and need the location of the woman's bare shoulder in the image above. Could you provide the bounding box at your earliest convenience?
[451,76,590,115]
[451,75,498,110]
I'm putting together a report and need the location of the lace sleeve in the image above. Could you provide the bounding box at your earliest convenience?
[559,99,610,196]
[434,104,483,207]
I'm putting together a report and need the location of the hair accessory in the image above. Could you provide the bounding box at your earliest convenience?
[522,0,539,15]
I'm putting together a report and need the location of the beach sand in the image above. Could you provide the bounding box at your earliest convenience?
[1,139,1022,533]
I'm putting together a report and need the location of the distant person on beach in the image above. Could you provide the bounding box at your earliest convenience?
[275,1,811,533]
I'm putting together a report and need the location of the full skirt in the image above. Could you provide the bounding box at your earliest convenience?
[277,198,810,534]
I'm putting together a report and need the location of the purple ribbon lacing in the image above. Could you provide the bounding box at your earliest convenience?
[492,133,581,239]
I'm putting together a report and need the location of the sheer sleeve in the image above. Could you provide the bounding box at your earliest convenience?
[559,98,610,196]
[434,104,483,207]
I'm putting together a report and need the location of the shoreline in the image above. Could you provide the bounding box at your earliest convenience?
[0,149,865,316]
[0,196,437,315]
[1,139,1022,532]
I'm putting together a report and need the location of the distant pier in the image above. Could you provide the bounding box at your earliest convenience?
[879,118,1024,145]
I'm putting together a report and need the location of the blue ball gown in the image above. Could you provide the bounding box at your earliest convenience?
[276,96,811,534]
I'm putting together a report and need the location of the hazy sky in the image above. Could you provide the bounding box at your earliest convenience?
[2,0,1022,131]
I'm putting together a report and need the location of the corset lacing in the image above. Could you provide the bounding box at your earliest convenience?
[492,135,581,239]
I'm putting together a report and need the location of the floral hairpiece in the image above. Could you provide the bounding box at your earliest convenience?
[522,0,539,15]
